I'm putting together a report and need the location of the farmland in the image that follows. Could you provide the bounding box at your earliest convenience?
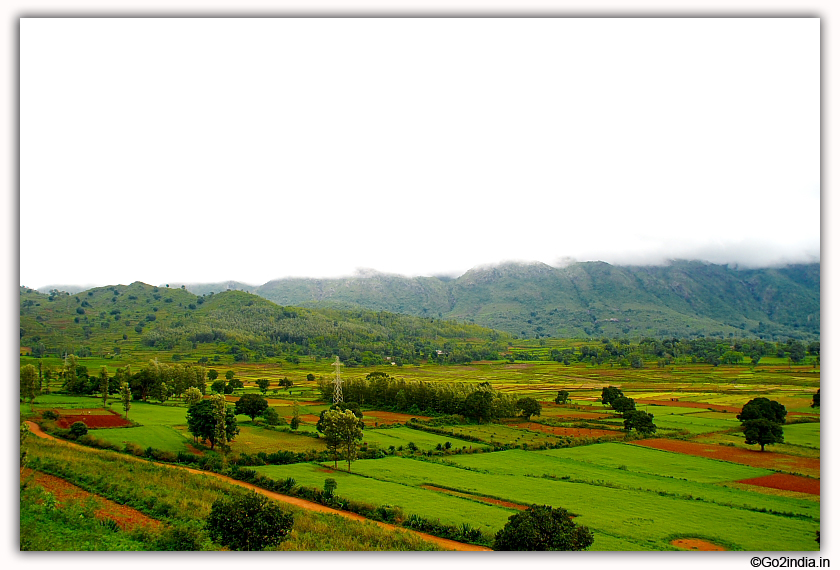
[21,352,819,552]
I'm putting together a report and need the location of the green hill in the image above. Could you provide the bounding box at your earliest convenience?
[169,261,818,341]
[19,283,510,366]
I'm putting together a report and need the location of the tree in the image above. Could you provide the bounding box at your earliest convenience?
[207,369,219,382]
[737,398,787,424]
[623,410,656,435]
[98,367,109,408]
[812,389,820,408]
[493,505,594,551]
[225,370,235,381]
[119,381,132,419]
[306,373,316,382]
[235,394,269,421]
[20,365,38,409]
[320,408,364,472]
[600,386,624,406]
[210,379,226,394]
[290,401,300,430]
[263,407,281,426]
[206,492,293,551]
[462,389,494,423]
[611,396,636,415]
[256,378,271,394]
[737,398,786,452]
[555,390,570,405]
[742,418,785,452]
[515,397,542,421]
[186,398,239,450]
[184,387,203,408]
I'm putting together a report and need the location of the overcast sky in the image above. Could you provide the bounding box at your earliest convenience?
[20,18,819,289]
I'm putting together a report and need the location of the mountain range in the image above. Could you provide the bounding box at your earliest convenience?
[158,260,819,341]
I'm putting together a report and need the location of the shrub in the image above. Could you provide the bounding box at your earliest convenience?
[206,492,294,551]
[493,505,594,551]
[69,422,88,438]
[41,410,59,420]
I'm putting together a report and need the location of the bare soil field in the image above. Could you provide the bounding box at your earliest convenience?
[55,409,131,429]
[363,411,431,425]
[736,473,820,496]
[631,439,820,477]
[671,538,726,551]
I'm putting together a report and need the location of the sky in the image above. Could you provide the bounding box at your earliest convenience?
[19,17,820,289]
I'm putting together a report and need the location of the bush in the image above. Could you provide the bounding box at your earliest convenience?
[206,492,294,551]
[41,410,59,420]
[69,422,88,438]
[493,505,594,551]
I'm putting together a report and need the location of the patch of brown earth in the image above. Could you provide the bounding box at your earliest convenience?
[21,467,162,532]
[631,439,820,477]
[56,410,131,429]
[671,538,726,551]
[736,473,819,495]
[512,423,622,438]
[421,485,528,511]
[298,414,321,424]
[363,411,431,425]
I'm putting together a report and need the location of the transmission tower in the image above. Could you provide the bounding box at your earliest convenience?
[332,356,344,404]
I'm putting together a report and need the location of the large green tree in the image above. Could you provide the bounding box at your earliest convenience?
[493,505,594,551]
[611,396,636,415]
[515,397,542,421]
[600,386,624,406]
[742,418,785,452]
[20,365,38,409]
[623,410,656,435]
[320,408,364,472]
[186,398,239,450]
[737,397,786,451]
[235,394,269,421]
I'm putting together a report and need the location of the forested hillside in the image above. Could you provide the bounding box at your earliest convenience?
[167,261,820,341]
[19,283,509,366]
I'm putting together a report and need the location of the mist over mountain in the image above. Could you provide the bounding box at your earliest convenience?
[159,260,819,341]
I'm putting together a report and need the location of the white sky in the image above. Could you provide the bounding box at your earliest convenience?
[20,18,819,288]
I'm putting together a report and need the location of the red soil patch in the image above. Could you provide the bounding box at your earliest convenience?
[543,410,614,420]
[512,423,622,439]
[21,468,162,532]
[421,485,528,511]
[298,414,321,424]
[631,439,820,477]
[55,409,131,429]
[736,473,820,495]
[363,411,431,426]
[671,538,726,551]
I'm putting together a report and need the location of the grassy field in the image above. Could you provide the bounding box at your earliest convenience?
[253,450,818,551]
[22,356,820,551]
[22,438,442,551]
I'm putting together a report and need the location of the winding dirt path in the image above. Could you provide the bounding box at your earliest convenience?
[25,422,491,552]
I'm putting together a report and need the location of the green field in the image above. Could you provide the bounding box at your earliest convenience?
[361,427,489,452]
[253,450,818,550]
[778,422,820,449]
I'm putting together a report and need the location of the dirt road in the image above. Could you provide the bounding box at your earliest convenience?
[24,421,491,552]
